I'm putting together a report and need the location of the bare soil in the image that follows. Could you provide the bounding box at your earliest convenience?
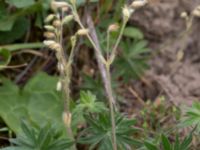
[129,0,200,106]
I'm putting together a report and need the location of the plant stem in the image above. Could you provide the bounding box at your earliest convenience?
[0,43,44,51]
[72,6,118,149]
[105,64,117,150]
[57,12,77,150]
[109,20,127,63]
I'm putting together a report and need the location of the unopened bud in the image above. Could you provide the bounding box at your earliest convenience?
[131,0,148,9]
[44,32,55,38]
[43,40,61,51]
[44,25,55,31]
[108,23,119,32]
[43,40,56,46]
[77,28,89,35]
[63,112,72,126]
[51,1,69,11]
[49,43,61,51]
[122,5,132,21]
[53,20,61,27]
[192,6,200,18]
[45,14,55,23]
[62,15,74,24]
[180,11,188,19]
[56,81,62,91]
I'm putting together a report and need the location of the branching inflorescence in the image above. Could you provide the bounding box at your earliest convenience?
[43,0,148,149]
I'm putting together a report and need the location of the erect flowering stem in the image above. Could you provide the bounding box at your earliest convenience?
[44,6,77,148]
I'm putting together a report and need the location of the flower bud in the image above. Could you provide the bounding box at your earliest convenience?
[131,0,148,9]
[108,23,119,32]
[76,28,89,35]
[56,81,62,91]
[44,25,55,31]
[49,43,61,51]
[63,112,72,126]
[122,5,131,21]
[53,20,61,27]
[180,11,188,19]
[62,15,74,25]
[45,14,55,23]
[51,0,69,11]
[43,40,56,46]
[44,32,55,39]
[192,6,200,18]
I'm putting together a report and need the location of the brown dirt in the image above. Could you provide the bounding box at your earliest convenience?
[129,0,200,106]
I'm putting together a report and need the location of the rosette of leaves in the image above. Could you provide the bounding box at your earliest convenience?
[78,113,142,150]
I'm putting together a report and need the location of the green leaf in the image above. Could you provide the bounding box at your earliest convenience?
[180,133,193,150]
[0,17,29,44]
[161,134,171,150]
[0,49,11,69]
[144,141,158,150]
[123,27,144,39]
[181,102,200,132]
[0,72,64,134]
[66,0,99,6]
[6,0,35,8]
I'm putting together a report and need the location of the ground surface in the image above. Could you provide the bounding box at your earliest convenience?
[129,0,200,106]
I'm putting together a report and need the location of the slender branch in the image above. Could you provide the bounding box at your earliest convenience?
[109,20,127,64]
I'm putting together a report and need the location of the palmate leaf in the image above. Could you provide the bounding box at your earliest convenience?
[0,72,65,134]
[78,113,141,150]
[114,39,150,82]
[181,102,200,132]
[1,121,74,150]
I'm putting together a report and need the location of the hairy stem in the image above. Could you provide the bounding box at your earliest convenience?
[105,64,117,150]
[57,12,77,150]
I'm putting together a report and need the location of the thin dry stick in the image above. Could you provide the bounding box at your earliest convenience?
[72,6,118,149]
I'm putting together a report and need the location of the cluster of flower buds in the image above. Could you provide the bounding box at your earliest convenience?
[43,1,75,51]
